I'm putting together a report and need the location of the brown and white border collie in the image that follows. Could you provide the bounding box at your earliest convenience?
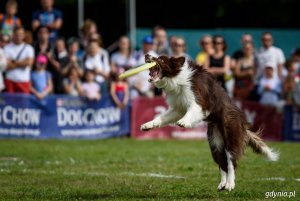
[141,54,279,191]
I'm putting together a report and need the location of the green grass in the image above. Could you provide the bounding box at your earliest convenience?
[0,139,299,201]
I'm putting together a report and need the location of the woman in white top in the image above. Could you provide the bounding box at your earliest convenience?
[84,39,110,84]
[110,35,133,73]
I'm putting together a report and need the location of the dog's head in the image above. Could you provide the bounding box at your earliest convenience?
[145,54,185,83]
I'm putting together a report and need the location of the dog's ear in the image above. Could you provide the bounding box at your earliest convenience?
[170,56,185,69]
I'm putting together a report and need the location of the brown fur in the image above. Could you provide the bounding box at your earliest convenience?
[147,55,269,171]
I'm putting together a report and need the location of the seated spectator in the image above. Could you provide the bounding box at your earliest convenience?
[84,40,110,86]
[170,36,191,60]
[63,66,81,96]
[4,27,34,94]
[195,34,214,66]
[30,54,53,99]
[0,0,22,37]
[110,72,129,109]
[258,62,282,107]
[81,69,101,101]
[33,26,52,55]
[79,19,98,48]
[234,42,255,100]
[32,0,63,43]
[110,35,133,73]
[283,60,299,105]
[128,36,158,98]
[204,35,231,92]
[0,45,7,92]
[152,25,170,56]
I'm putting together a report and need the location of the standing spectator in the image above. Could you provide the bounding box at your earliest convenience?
[0,45,7,92]
[81,70,101,101]
[231,33,253,65]
[67,37,84,60]
[0,33,10,48]
[283,60,299,105]
[60,37,84,77]
[128,36,158,98]
[234,42,256,100]
[204,35,231,91]
[0,0,22,37]
[170,36,191,60]
[79,19,98,48]
[63,66,81,96]
[84,40,110,90]
[152,25,170,56]
[46,36,68,93]
[30,54,53,100]
[110,72,129,109]
[110,35,133,73]
[32,0,63,43]
[195,35,214,66]
[33,26,51,55]
[291,48,300,73]
[4,27,34,94]
[256,32,285,80]
[258,62,282,107]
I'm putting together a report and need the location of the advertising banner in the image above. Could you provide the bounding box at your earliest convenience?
[0,94,130,139]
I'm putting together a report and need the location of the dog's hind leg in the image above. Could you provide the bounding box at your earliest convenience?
[224,150,236,191]
[207,125,228,191]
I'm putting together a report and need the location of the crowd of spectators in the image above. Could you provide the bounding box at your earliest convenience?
[1,0,300,111]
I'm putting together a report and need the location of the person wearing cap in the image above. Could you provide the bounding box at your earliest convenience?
[127,35,158,98]
[30,54,53,99]
[257,61,282,107]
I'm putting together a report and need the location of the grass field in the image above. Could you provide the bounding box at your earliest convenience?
[0,139,299,201]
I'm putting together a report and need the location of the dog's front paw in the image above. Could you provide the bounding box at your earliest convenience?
[176,119,193,128]
[140,121,160,131]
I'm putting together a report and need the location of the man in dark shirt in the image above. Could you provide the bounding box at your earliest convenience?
[32,0,63,43]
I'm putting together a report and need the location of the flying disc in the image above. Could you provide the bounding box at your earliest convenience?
[119,62,157,79]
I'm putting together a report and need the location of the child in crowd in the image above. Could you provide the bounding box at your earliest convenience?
[63,66,82,96]
[0,0,22,36]
[30,54,53,99]
[258,62,282,107]
[283,60,299,105]
[81,70,101,101]
[110,71,129,109]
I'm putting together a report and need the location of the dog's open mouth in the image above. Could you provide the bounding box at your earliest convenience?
[149,66,161,82]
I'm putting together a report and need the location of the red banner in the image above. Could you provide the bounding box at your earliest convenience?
[131,97,207,139]
[235,100,283,141]
[131,97,283,141]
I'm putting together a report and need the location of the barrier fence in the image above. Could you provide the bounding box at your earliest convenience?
[0,94,299,141]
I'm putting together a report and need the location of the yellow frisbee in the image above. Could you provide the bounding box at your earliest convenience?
[119,62,157,79]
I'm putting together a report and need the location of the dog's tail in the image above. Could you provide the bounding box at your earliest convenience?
[247,130,279,161]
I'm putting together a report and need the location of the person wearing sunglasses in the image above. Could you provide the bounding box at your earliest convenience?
[204,35,231,92]
[195,35,214,66]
